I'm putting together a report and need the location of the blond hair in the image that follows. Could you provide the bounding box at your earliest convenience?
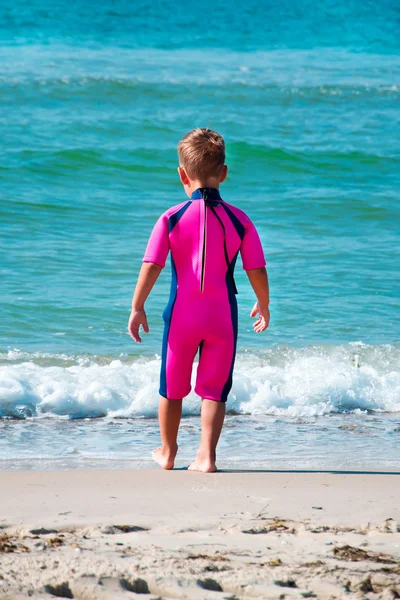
[178,128,225,180]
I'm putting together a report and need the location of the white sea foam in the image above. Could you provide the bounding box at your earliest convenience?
[1,344,399,419]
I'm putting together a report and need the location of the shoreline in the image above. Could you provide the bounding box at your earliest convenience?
[2,463,400,475]
[1,468,399,598]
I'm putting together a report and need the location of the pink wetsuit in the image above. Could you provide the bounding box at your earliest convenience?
[143,187,266,402]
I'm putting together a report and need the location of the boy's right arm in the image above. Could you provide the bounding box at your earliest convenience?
[246,267,270,333]
[128,262,163,342]
[128,212,169,342]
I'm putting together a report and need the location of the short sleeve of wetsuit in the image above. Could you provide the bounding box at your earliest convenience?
[240,220,266,271]
[142,213,170,268]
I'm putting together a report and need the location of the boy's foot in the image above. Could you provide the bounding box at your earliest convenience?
[151,444,178,470]
[188,457,217,473]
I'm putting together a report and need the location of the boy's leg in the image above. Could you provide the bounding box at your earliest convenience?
[191,328,235,473]
[152,396,182,470]
[188,399,226,473]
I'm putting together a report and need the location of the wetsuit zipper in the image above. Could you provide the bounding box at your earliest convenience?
[199,189,238,294]
[200,199,207,292]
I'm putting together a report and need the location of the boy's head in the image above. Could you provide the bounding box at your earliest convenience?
[177,128,227,193]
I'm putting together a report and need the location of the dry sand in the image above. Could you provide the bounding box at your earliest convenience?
[1,468,399,599]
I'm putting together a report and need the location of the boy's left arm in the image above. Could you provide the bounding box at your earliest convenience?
[128,262,163,342]
[246,266,270,333]
[239,217,269,332]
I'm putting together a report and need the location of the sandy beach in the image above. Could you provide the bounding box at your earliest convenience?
[1,468,399,599]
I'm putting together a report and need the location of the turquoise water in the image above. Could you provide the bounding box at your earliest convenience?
[1,1,399,469]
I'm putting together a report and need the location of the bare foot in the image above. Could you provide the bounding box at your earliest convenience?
[151,445,178,470]
[188,457,217,473]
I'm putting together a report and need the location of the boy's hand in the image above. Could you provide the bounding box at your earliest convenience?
[128,308,149,343]
[250,302,270,333]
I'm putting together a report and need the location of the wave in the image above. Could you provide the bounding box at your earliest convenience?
[1,144,398,177]
[1,343,399,419]
[0,45,399,89]
[1,78,399,105]
[229,144,399,169]
[1,76,399,97]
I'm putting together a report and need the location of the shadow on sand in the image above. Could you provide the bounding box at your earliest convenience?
[178,467,400,475]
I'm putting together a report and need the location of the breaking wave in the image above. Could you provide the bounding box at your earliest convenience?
[1,343,399,419]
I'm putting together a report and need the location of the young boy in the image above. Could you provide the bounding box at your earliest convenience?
[128,128,270,473]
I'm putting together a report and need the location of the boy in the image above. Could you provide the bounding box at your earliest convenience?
[128,128,270,473]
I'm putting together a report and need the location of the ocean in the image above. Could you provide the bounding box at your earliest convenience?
[1,0,399,471]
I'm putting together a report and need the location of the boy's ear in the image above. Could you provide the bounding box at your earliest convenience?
[219,165,228,183]
[178,166,190,186]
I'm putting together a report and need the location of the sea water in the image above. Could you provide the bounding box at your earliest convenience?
[1,0,399,470]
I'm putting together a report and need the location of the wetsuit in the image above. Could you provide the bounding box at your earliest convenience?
[143,187,266,402]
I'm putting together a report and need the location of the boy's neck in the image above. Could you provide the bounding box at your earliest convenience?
[186,178,221,196]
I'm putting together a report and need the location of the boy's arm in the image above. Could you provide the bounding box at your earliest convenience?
[246,267,270,333]
[129,210,170,343]
[238,215,269,333]
[128,262,163,342]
